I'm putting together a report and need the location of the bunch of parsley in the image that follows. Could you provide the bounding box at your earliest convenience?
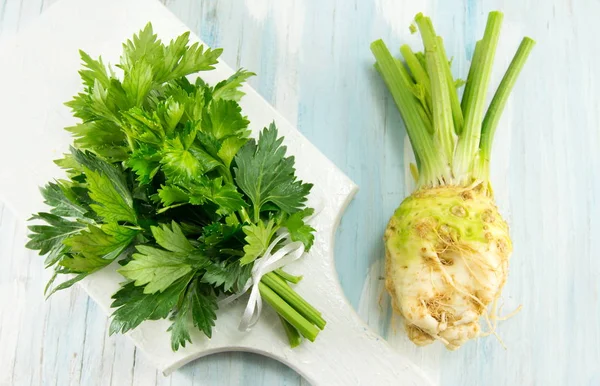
[26,24,325,350]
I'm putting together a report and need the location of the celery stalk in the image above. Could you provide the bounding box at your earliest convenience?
[454,12,503,180]
[479,37,536,176]
[415,13,455,169]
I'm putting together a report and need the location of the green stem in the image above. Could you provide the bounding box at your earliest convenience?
[274,268,303,284]
[400,44,432,116]
[454,11,504,181]
[278,315,302,348]
[239,207,251,224]
[253,206,260,223]
[479,37,535,178]
[125,133,136,152]
[415,14,455,173]
[262,272,326,329]
[436,36,464,135]
[371,39,446,186]
[415,52,428,72]
[259,282,319,341]
[461,41,482,115]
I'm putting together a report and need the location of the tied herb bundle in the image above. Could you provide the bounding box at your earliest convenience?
[26,24,326,350]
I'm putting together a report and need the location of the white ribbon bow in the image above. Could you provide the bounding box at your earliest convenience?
[219,201,322,332]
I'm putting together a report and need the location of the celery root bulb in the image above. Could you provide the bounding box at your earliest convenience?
[384,185,511,349]
[371,11,533,348]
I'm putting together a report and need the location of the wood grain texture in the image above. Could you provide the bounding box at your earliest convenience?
[1,0,599,385]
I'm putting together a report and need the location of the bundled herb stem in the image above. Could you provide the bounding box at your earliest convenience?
[26,24,324,350]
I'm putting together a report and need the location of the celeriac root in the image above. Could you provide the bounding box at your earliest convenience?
[384,185,513,350]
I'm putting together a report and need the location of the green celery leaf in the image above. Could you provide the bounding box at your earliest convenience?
[156,97,184,136]
[283,208,315,250]
[45,273,89,297]
[109,274,191,334]
[121,107,164,145]
[159,32,193,82]
[119,23,221,84]
[54,153,81,173]
[169,279,218,350]
[119,23,164,74]
[166,42,222,82]
[26,213,86,267]
[88,79,121,124]
[187,177,246,216]
[63,223,138,260]
[150,221,194,254]
[78,50,111,88]
[71,147,131,198]
[118,245,194,294]
[59,253,112,273]
[65,120,128,160]
[195,131,222,159]
[85,167,137,224]
[240,219,276,265]
[168,300,193,351]
[126,143,161,184]
[122,60,153,106]
[212,69,255,101]
[160,138,221,183]
[217,136,248,169]
[202,99,249,140]
[168,80,206,122]
[201,260,251,293]
[39,181,88,218]
[199,222,244,248]
[234,123,312,218]
[157,185,190,206]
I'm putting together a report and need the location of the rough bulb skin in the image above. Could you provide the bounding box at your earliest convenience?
[384,184,512,350]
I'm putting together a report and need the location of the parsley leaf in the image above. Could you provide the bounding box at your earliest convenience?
[234,123,312,220]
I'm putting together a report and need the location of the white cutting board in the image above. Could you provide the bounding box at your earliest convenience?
[0,0,432,384]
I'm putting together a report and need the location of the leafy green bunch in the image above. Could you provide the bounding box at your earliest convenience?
[26,24,324,350]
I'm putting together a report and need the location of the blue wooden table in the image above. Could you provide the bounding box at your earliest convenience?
[1,0,599,385]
